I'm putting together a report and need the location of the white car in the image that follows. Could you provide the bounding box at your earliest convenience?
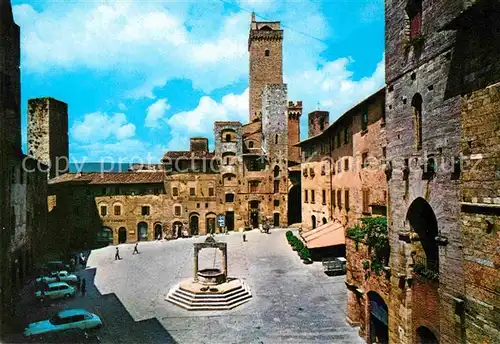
[35,282,75,301]
[36,271,79,284]
[23,309,102,338]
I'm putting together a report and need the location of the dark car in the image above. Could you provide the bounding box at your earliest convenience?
[29,328,100,344]
[43,261,71,274]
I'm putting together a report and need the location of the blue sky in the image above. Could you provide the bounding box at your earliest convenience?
[13,0,384,164]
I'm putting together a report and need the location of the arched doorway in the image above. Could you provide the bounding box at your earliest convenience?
[416,326,438,344]
[273,213,280,227]
[322,217,327,225]
[137,222,148,241]
[190,214,199,236]
[312,215,316,229]
[154,223,163,240]
[249,200,259,228]
[288,184,301,225]
[368,291,388,344]
[407,197,439,274]
[206,213,216,235]
[118,227,127,244]
[173,221,183,238]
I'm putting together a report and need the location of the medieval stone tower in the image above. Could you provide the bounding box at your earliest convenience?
[248,12,283,122]
[28,97,69,179]
[308,110,329,138]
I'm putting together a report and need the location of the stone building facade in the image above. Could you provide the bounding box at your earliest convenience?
[298,89,387,233]
[0,0,48,331]
[28,97,69,179]
[382,1,500,344]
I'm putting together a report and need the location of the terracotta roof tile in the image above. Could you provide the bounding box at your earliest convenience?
[162,151,216,161]
[49,172,164,185]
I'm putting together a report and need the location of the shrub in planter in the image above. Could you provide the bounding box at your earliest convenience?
[299,246,311,261]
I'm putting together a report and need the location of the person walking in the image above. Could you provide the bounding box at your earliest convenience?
[133,243,140,255]
[115,247,122,260]
[81,278,86,296]
[242,233,246,242]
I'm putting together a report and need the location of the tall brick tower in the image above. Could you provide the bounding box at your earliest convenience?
[28,98,69,179]
[287,101,302,163]
[248,12,283,122]
[307,110,329,138]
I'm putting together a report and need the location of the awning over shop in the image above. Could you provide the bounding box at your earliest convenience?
[301,222,345,249]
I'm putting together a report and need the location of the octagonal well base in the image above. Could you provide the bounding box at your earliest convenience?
[166,278,252,311]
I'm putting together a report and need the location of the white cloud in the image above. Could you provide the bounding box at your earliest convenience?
[71,112,136,143]
[166,89,249,150]
[145,98,170,128]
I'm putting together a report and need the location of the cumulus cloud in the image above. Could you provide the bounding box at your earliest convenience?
[166,89,249,150]
[71,112,136,143]
[145,98,170,128]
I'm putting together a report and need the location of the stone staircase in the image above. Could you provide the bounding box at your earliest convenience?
[166,279,252,310]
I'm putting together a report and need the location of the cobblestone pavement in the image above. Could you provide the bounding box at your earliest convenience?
[7,228,363,344]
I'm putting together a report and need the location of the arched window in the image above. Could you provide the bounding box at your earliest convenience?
[412,93,423,150]
[275,134,279,144]
[274,165,280,178]
[406,0,422,39]
[248,141,254,148]
[265,49,270,56]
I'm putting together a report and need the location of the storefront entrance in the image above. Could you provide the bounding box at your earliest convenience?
[250,201,259,228]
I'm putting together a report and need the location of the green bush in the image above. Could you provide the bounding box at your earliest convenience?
[286,230,293,239]
[299,246,311,260]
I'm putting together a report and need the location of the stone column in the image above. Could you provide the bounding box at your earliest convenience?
[222,247,228,278]
[194,247,199,282]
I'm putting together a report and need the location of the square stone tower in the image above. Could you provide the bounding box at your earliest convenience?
[28,97,69,179]
[248,12,283,122]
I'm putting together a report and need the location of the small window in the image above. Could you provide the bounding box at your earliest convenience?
[337,190,342,209]
[332,190,336,208]
[174,206,181,217]
[304,190,308,203]
[225,193,235,202]
[265,49,270,56]
[336,132,341,148]
[274,180,279,193]
[362,106,368,131]
[344,127,350,144]
[363,189,370,213]
[322,190,326,205]
[141,206,150,216]
[196,203,200,208]
[311,190,315,204]
[274,199,280,207]
[321,165,326,175]
[225,134,231,142]
[407,0,422,39]
[114,205,121,216]
[345,189,350,210]
[275,134,279,144]
[320,121,324,130]
[248,141,254,148]
[100,206,107,217]
[205,203,208,208]
[172,187,179,197]
[208,187,214,196]
[337,160,341,173]
[190,187,195,196]
[344,158,349,171]
[249,181,259,193]
[362,152,369,168]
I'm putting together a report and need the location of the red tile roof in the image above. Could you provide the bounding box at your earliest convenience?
[49,172,164,185]
[162,151,216,161]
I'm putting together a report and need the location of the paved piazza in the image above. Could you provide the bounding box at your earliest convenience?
[13,229,362,344]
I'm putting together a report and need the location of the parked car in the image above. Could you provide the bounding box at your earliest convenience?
[35,282,75,301]
[43,261,71,274]
[322,257,347,275]
[23,309,102,338]
[28,328,100,343]
[36,271,79,284]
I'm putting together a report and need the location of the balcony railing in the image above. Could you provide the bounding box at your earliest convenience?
[413,255,439,281]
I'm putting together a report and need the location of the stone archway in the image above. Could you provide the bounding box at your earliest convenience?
[173,221,183,238]
[137,222,148,241]
[368,291,388,344]
[416,326,439,344]
[206,213,216,235]
[154,223,163,240]
[287,184,301,225]
[406,197,439,273]
[190,214,200,236]
[118,227,127,244]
